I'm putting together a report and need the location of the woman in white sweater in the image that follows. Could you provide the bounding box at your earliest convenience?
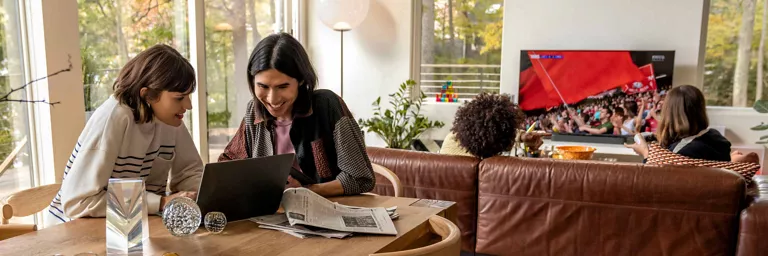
[48,45,203,224]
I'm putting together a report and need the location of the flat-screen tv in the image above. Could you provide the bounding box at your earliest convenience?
[519,50,675,142]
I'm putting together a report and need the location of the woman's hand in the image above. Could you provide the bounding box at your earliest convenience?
[624,135,649,158]
[610,115,622,128]
[286,176,303,189]
[160,191,198,210]
[732,151,760,164]
[306,180,345,197]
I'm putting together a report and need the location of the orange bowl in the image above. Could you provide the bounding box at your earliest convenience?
[555,146,596,160]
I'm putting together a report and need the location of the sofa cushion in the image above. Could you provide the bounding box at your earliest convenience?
[476,156,745,256]
[367,147,480,252]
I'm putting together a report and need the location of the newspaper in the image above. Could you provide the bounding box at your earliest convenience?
[280,187,398,235]
[409,199,454,209]
[251,214,352,239]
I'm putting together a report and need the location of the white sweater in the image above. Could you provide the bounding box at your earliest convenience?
[47,96,203,225]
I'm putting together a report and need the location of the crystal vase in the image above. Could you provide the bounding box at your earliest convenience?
[106,178,149,255]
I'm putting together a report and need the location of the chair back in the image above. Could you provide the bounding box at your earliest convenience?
[372,163,403,197]
[0,184,61,240]
[370,215,460,256]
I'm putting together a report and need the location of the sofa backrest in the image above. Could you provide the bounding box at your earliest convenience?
[367,147,480,252]
[476,156,746,256]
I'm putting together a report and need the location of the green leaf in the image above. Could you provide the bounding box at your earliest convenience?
[360,79,444,148]
[761,134,768,140]
[752,122,768,131]
[757,141,768,144]
[755,100,768,114]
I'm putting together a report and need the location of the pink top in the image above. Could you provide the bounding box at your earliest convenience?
[275,119,302,172]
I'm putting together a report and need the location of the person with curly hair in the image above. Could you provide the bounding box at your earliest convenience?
[440,92,526,158]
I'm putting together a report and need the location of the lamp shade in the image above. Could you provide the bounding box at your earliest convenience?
[318,0,370,31]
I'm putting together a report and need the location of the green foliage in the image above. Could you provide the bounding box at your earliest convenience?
[82,46,100,111]
[207,110,232,128]
[753,99,768,144]
[358,80,444,149]
[428,0,503,65]
[705,0,768,106]
[0,8,12,161]
[78,0,186,110]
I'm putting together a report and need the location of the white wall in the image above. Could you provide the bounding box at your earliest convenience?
[306,0,413,147]
[305,0,767,166]
[499,0,708,96]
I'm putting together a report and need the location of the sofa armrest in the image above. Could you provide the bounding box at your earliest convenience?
[737,200,768,256]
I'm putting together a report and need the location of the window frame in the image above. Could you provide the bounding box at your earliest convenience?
[408,0,505,103]
[191,0,302,163]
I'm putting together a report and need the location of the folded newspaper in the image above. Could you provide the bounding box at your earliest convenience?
[250,187,398,238]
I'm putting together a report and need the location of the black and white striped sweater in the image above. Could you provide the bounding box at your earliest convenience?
[47,96,203,225]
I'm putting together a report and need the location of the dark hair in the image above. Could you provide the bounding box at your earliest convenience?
[113,44,195,123]
[247,33,317,119]
[657,85,709,148]
[601,105,613,116]
[451,93,524,158]
[623,101,638,118]
[614,107,625,117]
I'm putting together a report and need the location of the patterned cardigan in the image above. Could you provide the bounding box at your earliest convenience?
[219,89,375,195]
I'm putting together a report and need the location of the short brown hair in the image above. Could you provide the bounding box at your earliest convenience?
[451,93,524,158]
[113,44,196,123]
[657,85,709,148]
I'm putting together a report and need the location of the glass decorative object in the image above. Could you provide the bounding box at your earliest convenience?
[106,178,149,255]
[204,211,227,233]
[161,197,201,236]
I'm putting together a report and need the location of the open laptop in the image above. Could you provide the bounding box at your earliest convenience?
[196,153,295,222]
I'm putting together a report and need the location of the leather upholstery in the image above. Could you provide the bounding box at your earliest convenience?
[367,147,480,252]
[737,200,768,256]
[476,157,745,256]
[366,146,763,255]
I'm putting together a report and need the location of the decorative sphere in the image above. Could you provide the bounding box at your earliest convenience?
[204,211,227,233]
[161,197,201,236]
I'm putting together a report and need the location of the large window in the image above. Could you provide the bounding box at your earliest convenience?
[417,0,503,102]
[78,0,191,129]
[205,0,287,162]
[0,1,36,224]
[705,0,768,107]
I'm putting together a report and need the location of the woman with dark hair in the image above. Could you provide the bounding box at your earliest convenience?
[49,45,202,225]
[617,101,640,135]
[440,93,526,158]
[626,85,731,161]
[219,33,374,197]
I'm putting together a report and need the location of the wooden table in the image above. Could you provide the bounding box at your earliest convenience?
[0,195,456,256]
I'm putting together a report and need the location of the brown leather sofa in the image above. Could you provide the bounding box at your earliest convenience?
[368,147,768,256]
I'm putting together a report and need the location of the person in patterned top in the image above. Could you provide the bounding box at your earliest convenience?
[218,33,374,197]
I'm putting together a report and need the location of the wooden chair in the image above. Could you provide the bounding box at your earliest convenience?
[370,215,460,256]
[0,184,61,240]
[372,163,403,197]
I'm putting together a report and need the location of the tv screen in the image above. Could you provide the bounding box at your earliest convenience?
[519,50,675,137]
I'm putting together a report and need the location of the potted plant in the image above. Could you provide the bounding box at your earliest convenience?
[358,80,444,149]
[753,99,768,144]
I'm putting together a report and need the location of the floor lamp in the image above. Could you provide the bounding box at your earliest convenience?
[318,0,370,98]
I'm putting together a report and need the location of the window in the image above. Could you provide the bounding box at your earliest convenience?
[78,0,192,129]
[417,0,503,102]
[205,0,287,163]
[0,1,36,224]
[704,0,767,107]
